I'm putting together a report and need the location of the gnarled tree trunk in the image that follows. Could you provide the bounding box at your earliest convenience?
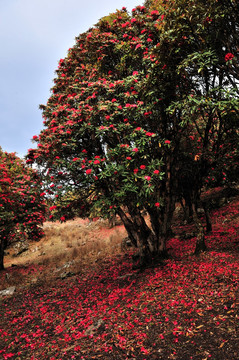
[0,238,5,270]
[117,207,158,267]
[192,203,207,254]
[202,200,212,233]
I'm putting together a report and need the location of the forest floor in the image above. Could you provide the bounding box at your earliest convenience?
[0,187,239,360]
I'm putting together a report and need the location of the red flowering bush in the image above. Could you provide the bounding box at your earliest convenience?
[0,148,46,269]
[27,0,238,264]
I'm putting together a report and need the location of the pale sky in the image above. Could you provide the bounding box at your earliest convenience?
[0,0,143,158]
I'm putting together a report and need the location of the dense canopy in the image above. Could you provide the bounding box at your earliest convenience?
[28,0,238,265]
[0,148,46,269]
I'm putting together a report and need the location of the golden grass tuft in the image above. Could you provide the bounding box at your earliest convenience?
[1,218,126,290]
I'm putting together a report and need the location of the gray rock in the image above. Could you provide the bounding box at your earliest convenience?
[59,271,75,279]
[0,286,16,297]
[85,318,105,336]
[118,273,134,280]
[14,241,29,256]
[54,260,75,273]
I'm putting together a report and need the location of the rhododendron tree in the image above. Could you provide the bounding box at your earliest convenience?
[27,0,238,264]
[0,148,46,270]
[160,0,239,251]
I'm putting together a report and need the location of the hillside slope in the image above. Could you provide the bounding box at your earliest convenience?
[0,188,239,359]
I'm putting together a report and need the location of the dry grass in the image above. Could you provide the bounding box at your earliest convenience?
[1,217,126,290]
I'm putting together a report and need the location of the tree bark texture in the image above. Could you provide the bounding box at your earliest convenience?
[192,203,207,254]
[0,238,5,270]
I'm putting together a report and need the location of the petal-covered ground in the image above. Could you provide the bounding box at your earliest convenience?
[0,192,239,359]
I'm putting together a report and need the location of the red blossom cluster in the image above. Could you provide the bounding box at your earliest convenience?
[26,0,238,262]
[224,53,234,62]
[0,149,46,269]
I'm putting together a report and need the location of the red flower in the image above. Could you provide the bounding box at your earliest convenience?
[225,53,234,62]
[145,176,151,181]
[122,22,130,28]
[140,165,146,170]
[165,140,171,144]
[155,202,160,207]
[132,148,139,152]
[141,347,149,354]
[154,170,160,174]
[49,205,57,211]
[205,17,212,23]
[86,169,92,175]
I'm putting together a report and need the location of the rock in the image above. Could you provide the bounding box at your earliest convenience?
[121,237,133,251]
[118,273,134,280]
[40,251,46,256]
[59,271,75,279]
[85,318,105,336]
[54,260,75,273]
[14,241,29,256]
[0,286,16,297]
[62,260,75,269]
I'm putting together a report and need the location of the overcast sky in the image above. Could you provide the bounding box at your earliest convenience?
[0,0,143,158]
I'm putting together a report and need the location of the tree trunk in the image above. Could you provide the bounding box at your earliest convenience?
[108,214,116,228]
[192,203,207,254]
[117,207,157,267]
[157,235,167,257]
[0,238,5,270]
[202,201,212,233]
[117,208,138,247]
[159,156,176,257]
